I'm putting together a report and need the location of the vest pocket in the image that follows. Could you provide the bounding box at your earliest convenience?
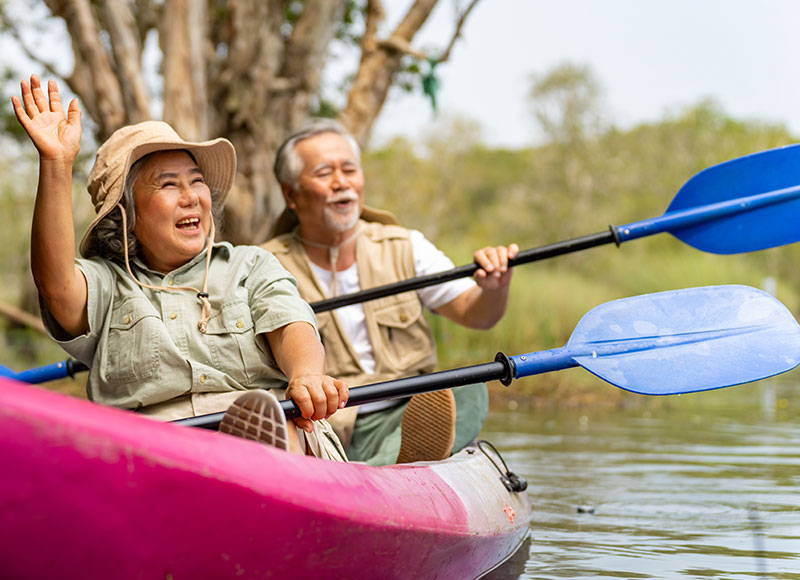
[372,297,433,370]
[101,299,161,384]
[205,301,262,384]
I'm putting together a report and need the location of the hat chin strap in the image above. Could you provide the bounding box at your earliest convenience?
[118,205,214,333]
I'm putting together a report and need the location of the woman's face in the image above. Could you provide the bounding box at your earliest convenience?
[131,150,213,273]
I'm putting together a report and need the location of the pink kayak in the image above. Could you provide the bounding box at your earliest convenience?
[0,378,531,579]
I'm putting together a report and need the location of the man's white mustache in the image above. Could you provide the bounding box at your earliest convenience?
[327,190,359,205]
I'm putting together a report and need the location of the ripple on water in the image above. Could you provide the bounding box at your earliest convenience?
[480,393,800,580]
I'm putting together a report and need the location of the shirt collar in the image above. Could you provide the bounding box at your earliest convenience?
[131,240,234,276]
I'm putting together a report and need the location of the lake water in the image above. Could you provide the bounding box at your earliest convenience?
[480,379,800,580]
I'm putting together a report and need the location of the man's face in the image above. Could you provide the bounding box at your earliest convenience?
[287,132,365,237]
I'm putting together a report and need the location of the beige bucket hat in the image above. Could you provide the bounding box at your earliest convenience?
[80,121,236,258]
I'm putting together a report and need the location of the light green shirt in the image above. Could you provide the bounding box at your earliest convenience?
[42,242,317,411]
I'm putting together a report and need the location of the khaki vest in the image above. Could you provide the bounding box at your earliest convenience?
[263,220,438,389]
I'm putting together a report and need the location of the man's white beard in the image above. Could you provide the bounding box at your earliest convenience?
[323,191,360,233]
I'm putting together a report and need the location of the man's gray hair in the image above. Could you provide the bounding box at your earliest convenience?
[90,150,224,262]
[273,119,361,189]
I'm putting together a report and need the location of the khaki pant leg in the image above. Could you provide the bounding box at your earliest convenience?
[302,419,348,462]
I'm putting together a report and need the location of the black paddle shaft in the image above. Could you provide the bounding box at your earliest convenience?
[311,228,619,313]
[175,353,515,430]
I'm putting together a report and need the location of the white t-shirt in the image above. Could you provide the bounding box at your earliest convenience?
[309,230,474,411]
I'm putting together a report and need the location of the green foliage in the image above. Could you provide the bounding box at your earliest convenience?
[361,100,799,406]
[529,62,604,144]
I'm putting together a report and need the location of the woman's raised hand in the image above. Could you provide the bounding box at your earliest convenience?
[12,75,81,161]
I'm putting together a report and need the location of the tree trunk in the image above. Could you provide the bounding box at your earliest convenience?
[160,0,207,140]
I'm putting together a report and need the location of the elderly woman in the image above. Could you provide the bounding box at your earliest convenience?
[12,75,347,459]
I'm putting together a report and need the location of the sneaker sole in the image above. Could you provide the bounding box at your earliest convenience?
[219,391,289,451]
[396,390,456,464]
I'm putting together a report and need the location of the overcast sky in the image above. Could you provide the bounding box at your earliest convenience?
[368,0,800,148]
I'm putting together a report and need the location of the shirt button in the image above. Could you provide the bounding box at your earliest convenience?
[124,315,131,324]
[169,312,177,320]
[198,374,207,383]
[167,279,174,286]
[236,320,243,328]
[399,312,408,323]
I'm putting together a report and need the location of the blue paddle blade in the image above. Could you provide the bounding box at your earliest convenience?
[567,285,800,395]
[665,143,800,254]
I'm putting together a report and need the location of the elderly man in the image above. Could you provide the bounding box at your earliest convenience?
[263,120,518,465]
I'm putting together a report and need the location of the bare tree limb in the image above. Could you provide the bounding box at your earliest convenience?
[101,0,151,124]
[377,36,426,60]
[222,0,284,128]
[0,300,46,336]
[378,0,479,62]
[44,0,126,138]
[340,0,439,143]
[359,0,385,60]
[437,0,480,63]
[392,0,438,40]
[341,0,483,143]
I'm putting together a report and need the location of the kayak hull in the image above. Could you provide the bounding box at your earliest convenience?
[0,379,531,579]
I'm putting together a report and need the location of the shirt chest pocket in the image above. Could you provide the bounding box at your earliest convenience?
[205,301,265,384]
[372,296,433,370]
[101,300,162,384]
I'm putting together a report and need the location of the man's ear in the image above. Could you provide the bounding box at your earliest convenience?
[281,184,296,209]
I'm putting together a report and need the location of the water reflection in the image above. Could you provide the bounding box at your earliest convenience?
[480,380,800,580]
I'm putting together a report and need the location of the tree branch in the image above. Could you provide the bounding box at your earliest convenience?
[0,299,46,336]
[437,0,481,63]
[359,0,385,59]
[392,0,438,41]
[101,0,151,124]
[340,0,439,143]
[377,35,426,59]
[44,0,126,139]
